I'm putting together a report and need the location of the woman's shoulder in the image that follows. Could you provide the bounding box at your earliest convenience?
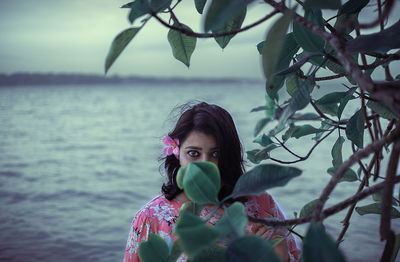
[243,192,280,218]
[133,194,181,222]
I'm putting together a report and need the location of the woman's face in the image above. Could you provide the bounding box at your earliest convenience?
[179,131,219,167]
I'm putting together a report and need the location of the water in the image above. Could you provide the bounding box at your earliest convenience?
[0,83,399,262]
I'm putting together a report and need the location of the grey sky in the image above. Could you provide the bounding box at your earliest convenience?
[0,1,398,79]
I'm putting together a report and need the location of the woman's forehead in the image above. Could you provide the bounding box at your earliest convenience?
[182,131,217,148]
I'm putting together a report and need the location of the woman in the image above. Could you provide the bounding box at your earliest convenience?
[124,102,301,262]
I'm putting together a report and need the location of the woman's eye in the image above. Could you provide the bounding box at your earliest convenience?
[188,151,199,157]
[212,151,219,158]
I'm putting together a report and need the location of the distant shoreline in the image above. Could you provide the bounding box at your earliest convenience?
[0,73,263,86]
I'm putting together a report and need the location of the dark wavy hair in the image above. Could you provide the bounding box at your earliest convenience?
[161,102,245,202]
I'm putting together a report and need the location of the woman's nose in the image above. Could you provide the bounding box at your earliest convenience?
[199,154,210,162]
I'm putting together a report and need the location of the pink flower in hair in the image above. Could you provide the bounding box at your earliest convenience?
[163,136,180,159]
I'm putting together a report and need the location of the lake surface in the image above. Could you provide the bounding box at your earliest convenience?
[0,83,399,262]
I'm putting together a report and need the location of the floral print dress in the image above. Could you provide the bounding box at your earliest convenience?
[123,193,301,262]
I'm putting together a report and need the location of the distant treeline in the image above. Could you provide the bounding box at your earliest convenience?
[0,73,262,86]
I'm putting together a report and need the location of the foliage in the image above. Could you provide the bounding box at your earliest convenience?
[107,0,400,261]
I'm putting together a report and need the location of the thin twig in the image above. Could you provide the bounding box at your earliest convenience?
[273,136,303,159]
[358,0,394,29]
[269,129,335,164]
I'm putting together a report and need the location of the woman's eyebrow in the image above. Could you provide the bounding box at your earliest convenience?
[184,146,202,150]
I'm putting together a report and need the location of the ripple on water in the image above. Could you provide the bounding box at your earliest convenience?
[0,170,23,178]
[0,191,28,204]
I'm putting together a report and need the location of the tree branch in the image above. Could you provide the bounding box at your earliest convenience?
[313,124,400,222]
[151,9,279,38]
[379,137,400,261]
[248,175,400,227]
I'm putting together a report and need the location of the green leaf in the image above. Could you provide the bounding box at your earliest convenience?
[286,73,299,96]
[194,0,207,14]
[276,53,321,76]
[167,241,182,262]
[246,149,262,164]
[225,235,281,262]
[334,0,369,35]
[327,167,358,182]
[372,190,399,206]
[316,91,353,105]
[299,199,319,218]
[246,144,278,164]
[372,190,384,202]
[253,134,274,147]
[139,233,170,262]
[254,117,271,137]
[127,0,150,24]
[292,112,320,121]
[182,162,220,204]
[338,87,357,119]
[192,245,226,262]
[282,124,326,141]
[105,27,141,73]
[355,202,400,218]
[230,164,302,199]
[179,201,204,216]
[331,136,344,167]
[204,0,252,32]
[167,23,197,68]
[315,103,339,117]
[347,20,400,53]
[293,8,325,53]
[339,0,369,15]
[277,77,314,129]
[121,1,135,8]
[304,0,341,9]
[296,51,326,67]
[251,106,267,112]
[214,202,248,238]
[303,222,346,262]
[127,0,171,23]
[314,120,332,140]
[176,166,186,189]
[366,100,399,120]
[174,211,220,258]
[390,234,400,262]
[345,109,364,148]
[151,0,172,12]
[262,10,296,99]
[265,33,299,99]
[214,8,246,49]
[265,92,277,117]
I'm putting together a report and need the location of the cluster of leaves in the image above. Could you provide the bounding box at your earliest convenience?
[106,0,400,261]
[139,161,348,262]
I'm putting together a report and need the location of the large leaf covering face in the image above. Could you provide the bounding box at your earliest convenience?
[182,162,221,204]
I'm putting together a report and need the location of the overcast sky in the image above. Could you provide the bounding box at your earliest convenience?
[0,0,398,79]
